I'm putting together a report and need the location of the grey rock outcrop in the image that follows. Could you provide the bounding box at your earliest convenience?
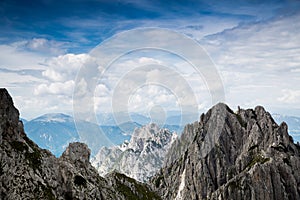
[92,123,177,182]
[150,103,300,200]
[0,88,161,200]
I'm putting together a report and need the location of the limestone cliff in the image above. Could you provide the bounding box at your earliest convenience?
[150,103,300,200]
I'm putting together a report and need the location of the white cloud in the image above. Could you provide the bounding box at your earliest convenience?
[84,49,215,117]
[0,38,68,71]
[202,14,300,72]
[0,43,46,70]
[42,53,90,82]
[138,57,162,65]
[0,71,44,87]
[34,80,75,96]
[74,78,88,98]
[24,38,67,55]
[278,89,300,104]
[32,53,96,113]
[95,83,110,97]
[201,14,300,113]
[127,85,178,113]
[0,49,93,119]
[0,39,74,118]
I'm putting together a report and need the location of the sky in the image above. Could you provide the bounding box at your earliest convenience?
[1,0,300,122]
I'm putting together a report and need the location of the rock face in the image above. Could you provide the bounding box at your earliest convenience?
[92,123,177,182]
[0,89,161,200]
[150,103,300,200]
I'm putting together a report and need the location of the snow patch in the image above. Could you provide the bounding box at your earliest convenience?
[175,168,186,200]
[34,113,73,123]
[118,140,129,151]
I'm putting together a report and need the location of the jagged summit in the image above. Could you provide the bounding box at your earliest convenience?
[0,88,18,118]
[60,142,91,165]
[128,122,176,152]
[92,123,177,182]
[150,102,300,200]
[0,88,27,145]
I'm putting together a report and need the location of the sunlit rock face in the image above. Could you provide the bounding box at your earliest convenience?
[150,103,300,200]
[92,123,177,182]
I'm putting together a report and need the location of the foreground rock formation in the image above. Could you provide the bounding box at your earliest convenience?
[150,103,300,200]
[0,89,160,200]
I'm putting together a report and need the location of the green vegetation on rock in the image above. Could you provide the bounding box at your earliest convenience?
[245,154,270,170]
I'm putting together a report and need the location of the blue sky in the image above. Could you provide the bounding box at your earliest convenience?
[2,0,297,52]
[1,0,300,126]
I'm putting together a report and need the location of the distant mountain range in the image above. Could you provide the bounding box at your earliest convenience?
[23,113,184,157]
[96,111,196,126]
[23,114,139,156]
[24,113,79,157]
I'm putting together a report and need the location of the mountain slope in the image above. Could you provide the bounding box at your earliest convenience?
[0,88,161,200]
[24,114,136,156]
[92,123,177,182]
[24,113,79,156]
[150,103,300,200]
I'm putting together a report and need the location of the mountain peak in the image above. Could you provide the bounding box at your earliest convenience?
[151,103,300,199]
[130,123,160,139]
[60,142,91,165]
[32,113,73,123]
[212,102,231,110]
[0,88,19,124]
[128,123,174,152]
[0,88,25,142]
[92,123,177,182]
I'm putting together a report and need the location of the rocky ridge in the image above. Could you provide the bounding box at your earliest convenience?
[0,89,160,200]
[150,103,300,200]
[92,123,177,182]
